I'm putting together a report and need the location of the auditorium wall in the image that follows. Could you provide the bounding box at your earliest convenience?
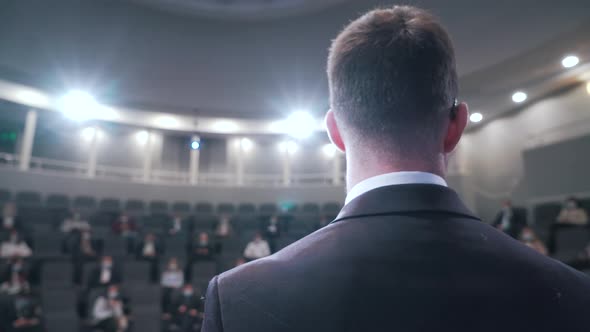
[457,83,590,222]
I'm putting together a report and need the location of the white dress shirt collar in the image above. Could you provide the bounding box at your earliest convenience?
[345,171,447,205]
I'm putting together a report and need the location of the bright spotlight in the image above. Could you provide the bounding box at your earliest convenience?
[157,116,178,128]
[285,111,316,139]
[562,55,579,68]
[469,112,483,123]
[59,90,100,121]
[81,127,96,141]
[322,144,337,158]
[213,120,239,133]
[240,138,253,152]
[16,89,50,108]
[135,130,149,145]
[512,91,527,103]
[190,140,201,150]
[279,141,298,155]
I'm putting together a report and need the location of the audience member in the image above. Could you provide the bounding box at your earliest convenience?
[262,215,281,253]
[135,233,163,283]
[519,227,547,256]
[234,258,246,267]
[215,214,232,239]
[0,230,32,258]
[61,210,91,233]
[0,273,30,296]
[186,232,214,281]
[87,256,122,289]
[0,258,32,285]
[161,258,184,314]
[243,233,271,261]
[5,288,43,332]
[1,202,22,233]
[492,200,527,238]
[112,212,138,254]
[168,213,190,236]
[91,285,130,332]
[72,230,102,285]
[164,284,203,332]
[548,197,589,253]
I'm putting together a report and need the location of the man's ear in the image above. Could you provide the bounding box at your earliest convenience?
[443,102,468,153]
[325,110,345,152]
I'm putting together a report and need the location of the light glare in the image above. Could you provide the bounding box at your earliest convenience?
[240,138,253,152]
[322,144,337,158]
[279,141,298,155]
[213,120,239,133]
[59,90,100,121]
[285,111,316,139]
[512,91,527,103]
[81,127,96,141]
[191,141,201,150]
[135,131,149,145]
[586,82,590,95]
[469,112,483,123]
[157,116,178,128]
[562,55,580,68]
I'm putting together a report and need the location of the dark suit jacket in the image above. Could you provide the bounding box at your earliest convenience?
[87,265,123,289]
[202,184,590,332]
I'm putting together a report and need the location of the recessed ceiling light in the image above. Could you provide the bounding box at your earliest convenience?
[213,120,239,133]
[156,116,178,128]
[59,90,100,121]
[562,55,580,68]
[512,91,527,103]
[469,112,483,123]
[135,130,149,145]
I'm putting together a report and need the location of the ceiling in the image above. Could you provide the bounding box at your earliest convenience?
[0,0,589,123]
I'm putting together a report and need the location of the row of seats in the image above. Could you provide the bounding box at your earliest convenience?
[0,189,341,216]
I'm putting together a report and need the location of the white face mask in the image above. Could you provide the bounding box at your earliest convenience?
[566,202,577,209]
[183,289,193,297]
[108,291,118,299]
[169,264,178,270]
[521,233,534,242]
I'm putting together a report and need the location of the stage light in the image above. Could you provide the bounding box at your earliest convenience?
[81,127,96,141]
[191,140,201,150]
[512,91,527,103]
[322,144,337,158]
[586,82,590,95]
[562,55,579,68]
[59,90,100,121]
[213,120,238,133]
[135,130,149,145]
[16,89,50,108]
[469,112,483,123]
[156,116,178,128]
[240,138,253,152]
[285,111,316,139]
[100,106,119,121]
[279,141,298,155]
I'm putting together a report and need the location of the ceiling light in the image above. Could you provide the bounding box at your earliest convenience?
[285,111,316,139]
[512,91,527,103]
[213,120,239,133]
[322,144,337,158]
[135,130,149,145]
[16,89,50,108]
[240,138,253,152]
[59,90,100,121]
[156,116,178,128]
[469,112,483,123]
[81,127,96,141]
[279,141,298,155]
[586,82,590,95]
[562,55,580,68]
[100,106,119,121]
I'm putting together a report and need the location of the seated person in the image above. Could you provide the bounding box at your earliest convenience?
[519,227,547,256]
[185,232,214,281]
[163,284,203,332]
[0,230,32,259]
[548,197,589,253]
[235,257,246,267]
[1,202,23,233]
[243,233,271,261]
[215,214,233,239]
[262,215,281,254]
[91,285,130,332]
[492,200,527,238]
[61,210,91,233]
[72,230,102,285]
[5,287,43,332]
[168,213,190,236]
[111,212,138,236]
[135,233,163,283]
[87,256,122,290]
[160,258,184,315]
[0,258,31,285]
[0,272,30,296]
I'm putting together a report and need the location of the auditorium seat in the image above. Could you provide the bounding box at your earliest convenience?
[580,198,590,214]
[191,261,217,284]
[172,201,191,216]
[217,203,236,215]
[41,261,73,288]
[15,191,42,207]
[238,203,256,214]
[42,287,76,314]
[99,198,121,213]
[322,202,341,217]
[46,193,70,209]
[33,232,62,257]
[0,188,11,204]
[554,227,590,262]
[149,200,169,215]
[164,234,188,258]
[194,202,216,231]
[122,260,152,285]
[102,236,127,256]
[259,203,278,217]
[43,311,78,332]
[16,190,49,227]
[73,195,97,216]
[195,202,214,214]
[125,199,146,217]
[301,203,320,215]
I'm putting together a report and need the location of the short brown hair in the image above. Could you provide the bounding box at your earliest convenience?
[327,6,458,158]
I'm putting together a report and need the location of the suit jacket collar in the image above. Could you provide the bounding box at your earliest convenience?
[332,184,480,224]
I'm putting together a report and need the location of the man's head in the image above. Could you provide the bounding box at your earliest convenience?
[167,257,179,270]
[107,284,119,298]
[566,197,579,209]
[326,6,467,177]
[101,255,113,268]
[254,233,262,242]
[182,283,194,296]
[199,232,209,243]
[145,233,156,242]
[3,202,16,217]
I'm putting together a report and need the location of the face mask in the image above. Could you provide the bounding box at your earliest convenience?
[183,290,193,297]
[74,213,81,220]
[522,233,534,242]
[102,262,113,269]
[83,233,91,240]
[108,291,118,299]
[169,264,178,270]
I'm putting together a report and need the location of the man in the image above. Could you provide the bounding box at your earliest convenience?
[91,285,130,332]
[242,233,271,261]
[165,284,203,332]
[548,197,589,253]
[135,233,163,283]
[1,202,23,233]
[87,256,122,289]
[202,6,590,332]
[72,229,102,285]
[186,232,214,281]
[0,230,32,259]
[160,258,184,314]
[492,200,527,238]
[262,215,280,253]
